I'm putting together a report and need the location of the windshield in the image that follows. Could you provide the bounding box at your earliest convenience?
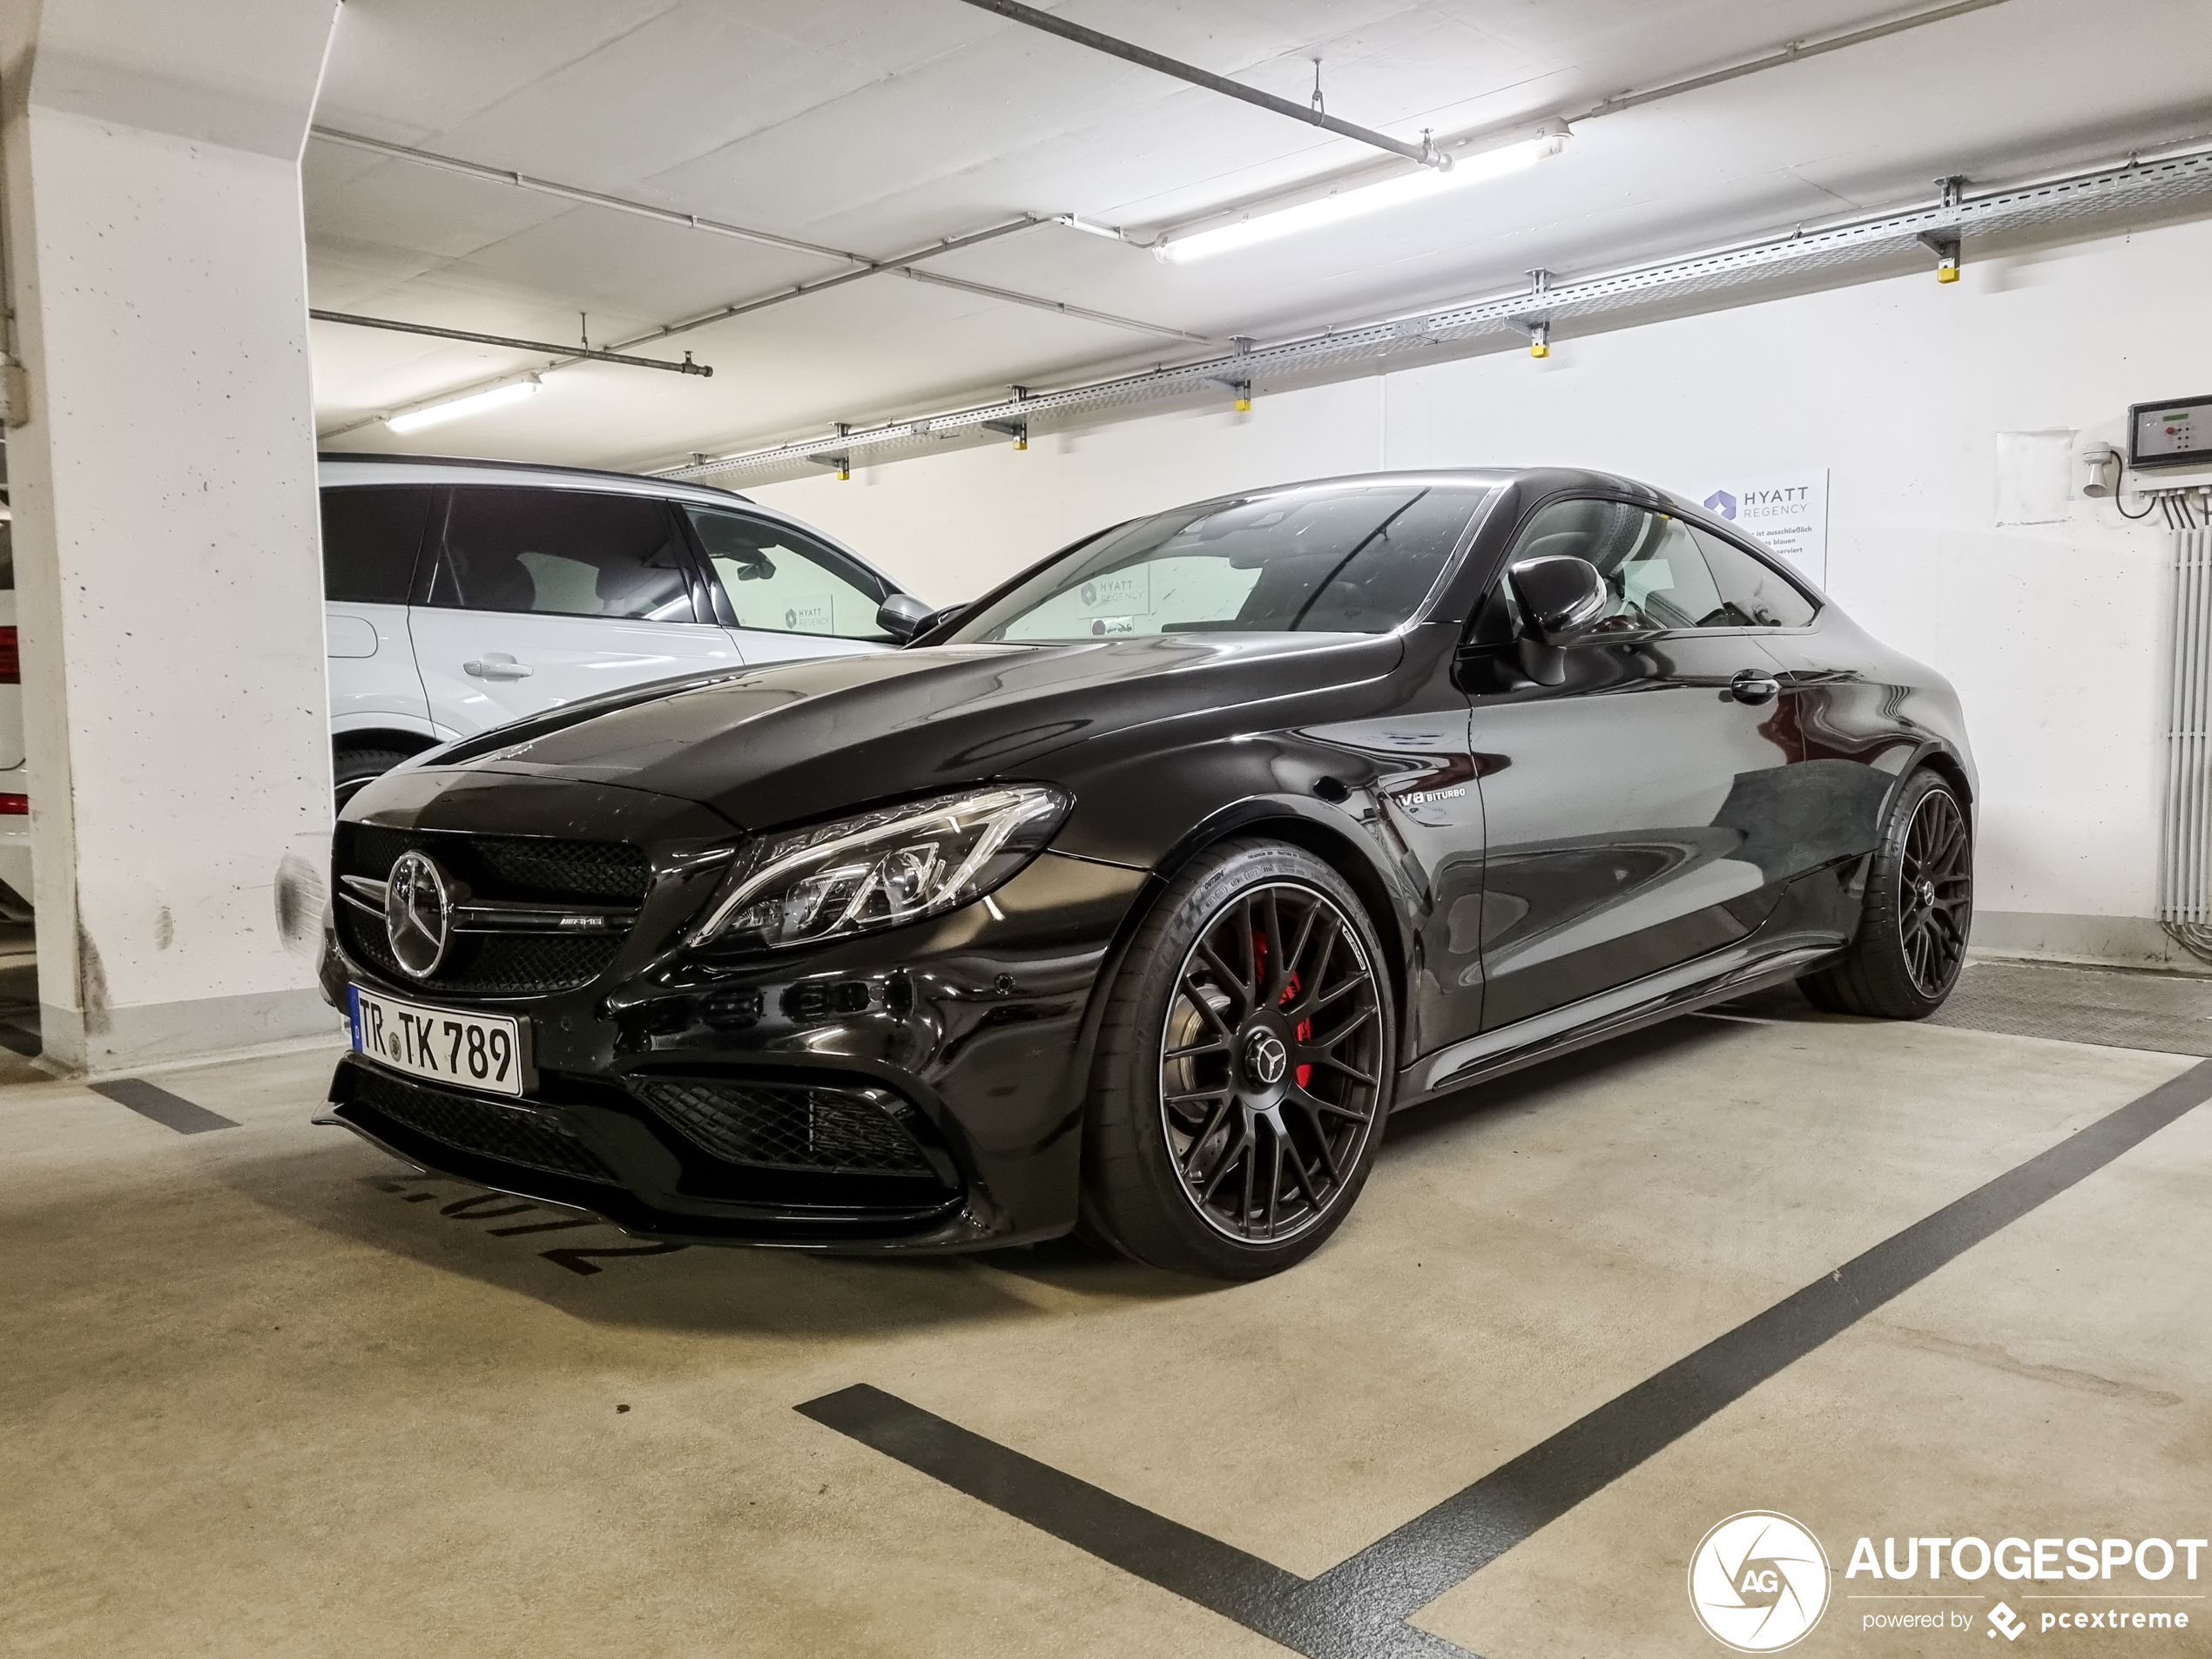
[947,483,1485,644]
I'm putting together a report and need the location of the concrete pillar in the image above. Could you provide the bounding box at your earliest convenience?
[0,0,341,1074]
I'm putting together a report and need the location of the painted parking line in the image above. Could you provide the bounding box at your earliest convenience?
[89,1077,239,1134]
[799,1058,2212,1659]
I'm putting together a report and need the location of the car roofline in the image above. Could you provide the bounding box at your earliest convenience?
[314,450,912,594]
[316,450,753,508]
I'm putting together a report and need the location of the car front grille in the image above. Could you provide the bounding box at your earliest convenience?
[339,824,650,904]
[349,1065,617,1184]
[333,823,646,995]
[335,901,625,995]
[627,1077,939,1176]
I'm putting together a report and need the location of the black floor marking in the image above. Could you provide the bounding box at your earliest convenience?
[91,1077,238,1134]
[0,1019,40,1056]
[799,1058,2212,1658]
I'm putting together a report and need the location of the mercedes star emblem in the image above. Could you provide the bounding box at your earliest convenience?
[1245,1029,1289,1087]
[384,850,454,979]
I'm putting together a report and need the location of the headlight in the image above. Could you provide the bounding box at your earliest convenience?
[687,784,1071,951]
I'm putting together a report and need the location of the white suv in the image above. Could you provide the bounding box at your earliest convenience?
[324,454,908,806]
[0,455,911,912]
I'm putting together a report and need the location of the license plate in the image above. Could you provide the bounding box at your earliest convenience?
[349,985,526,1098]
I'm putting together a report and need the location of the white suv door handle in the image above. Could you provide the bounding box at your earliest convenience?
[463,654,534,681]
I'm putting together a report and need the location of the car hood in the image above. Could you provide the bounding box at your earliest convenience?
[415,632,1402,828]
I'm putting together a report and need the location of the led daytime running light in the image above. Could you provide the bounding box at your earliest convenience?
[688,784,1070,951]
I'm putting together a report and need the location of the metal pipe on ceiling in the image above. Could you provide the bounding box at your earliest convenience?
[591,215,1049,354]
[312,126,868,266]
[1127,0,2024,247]
[307,131,1197,347]
[313,212,1063,442]
[309,309,712,374]
[657,141,2212,484]
[1570,0,2019,121]
[892,266,1217,343]
[950,0,1440,168]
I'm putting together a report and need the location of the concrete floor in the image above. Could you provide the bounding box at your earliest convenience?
[2,968,2208,1657]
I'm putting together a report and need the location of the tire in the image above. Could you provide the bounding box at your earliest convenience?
[334,747,413,814]
[1799,767,1973,1019]
[1080,839,1396,1279]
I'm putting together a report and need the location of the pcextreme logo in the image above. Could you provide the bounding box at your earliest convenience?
[1689,1512,1832,1651]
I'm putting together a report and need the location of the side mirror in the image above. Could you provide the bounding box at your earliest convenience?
[1507,555,1606,685]
[876,591,937,642]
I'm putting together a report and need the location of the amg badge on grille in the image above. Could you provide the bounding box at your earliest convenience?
[384,850,455,979]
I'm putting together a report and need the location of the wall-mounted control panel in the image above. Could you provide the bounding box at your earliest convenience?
[2130,395,2212,470]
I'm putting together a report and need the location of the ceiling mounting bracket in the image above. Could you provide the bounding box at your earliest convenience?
[1917,229,1962,282]
[1514,277,1554,356]
[1207,373,1254,412]
[981,417,1029,449]
[1511,318,1553,359]
[809,426,854,480]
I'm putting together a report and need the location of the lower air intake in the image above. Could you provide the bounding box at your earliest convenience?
[351,1066,617,1184]
[629,1077,937,1177]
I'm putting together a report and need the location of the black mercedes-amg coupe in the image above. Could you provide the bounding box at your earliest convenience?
[320,467,1974,1278]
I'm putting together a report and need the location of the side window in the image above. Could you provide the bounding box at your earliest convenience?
[431,489,697,621]
[322,487,434,604]
[685,509,888,639]
[1507,499,1727,631]
[1688,527,1819,628]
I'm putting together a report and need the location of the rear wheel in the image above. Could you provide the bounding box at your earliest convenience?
[1800,768,1973,1018]
[1080,840,1394,1279]
[333,747,413,814]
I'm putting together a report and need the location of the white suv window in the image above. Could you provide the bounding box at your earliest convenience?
[685,509,888,639]
[430,488,698,622]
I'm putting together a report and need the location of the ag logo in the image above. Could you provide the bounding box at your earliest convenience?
[1080,581,1099,608]
[1689,1512,1830,1651]
[785,607,799,629]
[1703,488,1738,521]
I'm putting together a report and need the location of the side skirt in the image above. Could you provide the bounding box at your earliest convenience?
[1393,938,1841,1111]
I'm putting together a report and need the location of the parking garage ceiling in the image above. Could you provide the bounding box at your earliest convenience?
[307,0,2212,473]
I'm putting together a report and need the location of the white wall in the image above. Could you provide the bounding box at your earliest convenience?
[758,216,2212,969]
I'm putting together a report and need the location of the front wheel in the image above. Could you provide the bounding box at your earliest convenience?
[334,747,412,814]
[1800,767,1973,1018]
[1080,840,1395,1279]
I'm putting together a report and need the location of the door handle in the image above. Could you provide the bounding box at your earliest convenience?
[464,655,535,681]
[1729,670,1781,705]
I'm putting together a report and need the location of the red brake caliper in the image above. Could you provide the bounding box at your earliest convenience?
[1256,925,1313,1088]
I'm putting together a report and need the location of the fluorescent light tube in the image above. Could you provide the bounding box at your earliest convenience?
[387,374,542,434]
[1156,125,1568,264]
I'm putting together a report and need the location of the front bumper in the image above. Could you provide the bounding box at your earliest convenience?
[320,769,1151,1252]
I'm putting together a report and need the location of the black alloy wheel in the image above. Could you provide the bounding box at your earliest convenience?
[1080,840,1395,1278]
[1897,786,1972,996]
[1158,880,1384,1244]
[1800,766,1973,1019]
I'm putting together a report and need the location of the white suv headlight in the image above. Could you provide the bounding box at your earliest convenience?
[687,784,1071,951]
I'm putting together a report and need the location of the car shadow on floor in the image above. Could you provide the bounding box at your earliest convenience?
[209,1130,1208,1339]
[207,988,1829,1337]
